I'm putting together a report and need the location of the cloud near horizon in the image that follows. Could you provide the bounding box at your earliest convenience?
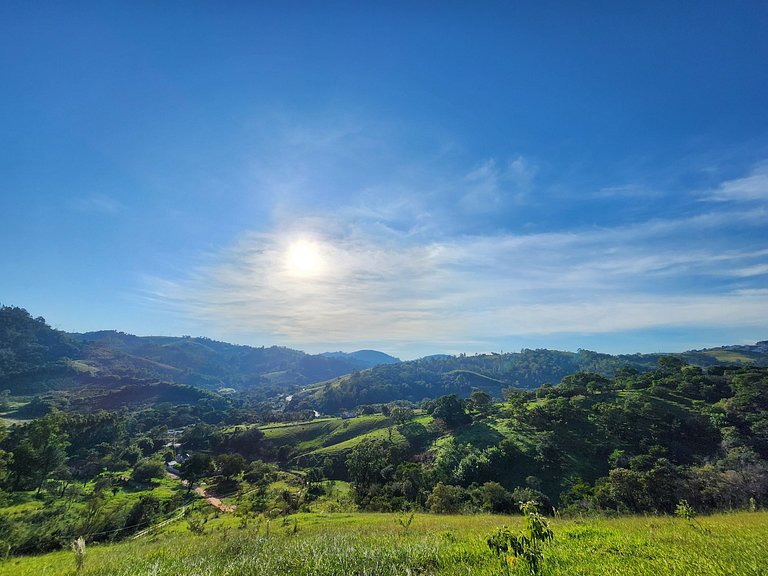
[146,158,768,354]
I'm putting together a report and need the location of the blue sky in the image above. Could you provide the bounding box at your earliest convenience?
[2,2,767,359]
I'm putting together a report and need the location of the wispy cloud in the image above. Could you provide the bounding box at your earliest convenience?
[147,194,768,354]
[593,184,661,199]
[702,162,768,202]
[460,156,537,213]
[141,114,768,357]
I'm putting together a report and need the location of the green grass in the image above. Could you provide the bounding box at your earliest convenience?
[701,350,755,363]
[260,415,399,457]
[66,360,100,375]
[4,511,765,576]
[260,418,343,451]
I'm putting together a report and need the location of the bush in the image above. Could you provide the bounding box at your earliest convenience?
[130,460,165,484]
[426,483,466,514]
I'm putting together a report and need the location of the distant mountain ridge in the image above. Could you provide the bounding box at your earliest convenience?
[2,304,767,412]
[0,306,394,398]
[68,331,393,395]
[289,344,768,412]
[320,350,401,370]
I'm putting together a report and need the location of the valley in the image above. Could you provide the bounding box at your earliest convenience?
[1,305,767,574]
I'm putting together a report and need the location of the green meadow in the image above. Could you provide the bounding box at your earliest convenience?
[3,511,766,576]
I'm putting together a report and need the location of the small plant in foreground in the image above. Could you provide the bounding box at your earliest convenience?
[71,536,86,572]
[675,500,696,521]
[397,511,415,535]
[487,501,554,576]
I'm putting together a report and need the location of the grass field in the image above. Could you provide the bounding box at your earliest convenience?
[260,414,411,458]
[2,510,766,575]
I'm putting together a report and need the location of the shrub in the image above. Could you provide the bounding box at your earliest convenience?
[487,501,554,576]
[130,459,165,484]
[426,483,465,514]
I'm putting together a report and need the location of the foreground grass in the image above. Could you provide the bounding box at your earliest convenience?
[2,511,766,575]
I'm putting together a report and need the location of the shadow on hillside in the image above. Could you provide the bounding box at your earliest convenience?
[453,421,504,449]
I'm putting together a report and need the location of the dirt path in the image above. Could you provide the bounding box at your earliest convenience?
[167,471,236,513]
[193,486,236,513]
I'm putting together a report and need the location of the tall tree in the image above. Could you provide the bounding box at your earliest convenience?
[6,415,69,493]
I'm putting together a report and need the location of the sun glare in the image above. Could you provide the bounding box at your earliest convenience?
[287,240,322,276]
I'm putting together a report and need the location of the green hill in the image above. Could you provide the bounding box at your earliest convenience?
[290,346,768,413]
[1,350,766,563]
[0,306,390,401]
[72,330,375,395]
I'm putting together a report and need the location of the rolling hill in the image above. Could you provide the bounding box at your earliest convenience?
[289,345,768,412]
[0,306,395,401]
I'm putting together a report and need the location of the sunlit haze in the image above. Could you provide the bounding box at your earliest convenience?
[287,241,323,277]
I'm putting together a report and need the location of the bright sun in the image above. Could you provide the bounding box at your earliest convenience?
[286,240,322,276]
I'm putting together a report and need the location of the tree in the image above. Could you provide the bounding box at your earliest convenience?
[179,454,214,492]
[0,425,10,486]
[658,355,687,374]
[243,459,277,485]
[346,439,391,505]
[389,406,414,426]
[432,394,472,428]
[470,390,493,417]
[347,439,390,487]
[130,459,165,484]
[120,445,142,467]
[217,453,246,480]
[595,468,646,512]
[222,426,264,458]
[472,481,514,513]
[6,415,69,493]
[456,450,493,486]
[122,495,162,535]
[180,423,216,451]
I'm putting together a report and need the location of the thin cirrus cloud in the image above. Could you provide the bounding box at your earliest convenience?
[146,158,768,355]
[702,162,768,202]
[460,156,538,213]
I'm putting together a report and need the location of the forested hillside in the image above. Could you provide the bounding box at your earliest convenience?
[0,306,391,401]
[1,358,766,560]
[290,345,768,412]
[2,303,767,562]
[0,306,80,393]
